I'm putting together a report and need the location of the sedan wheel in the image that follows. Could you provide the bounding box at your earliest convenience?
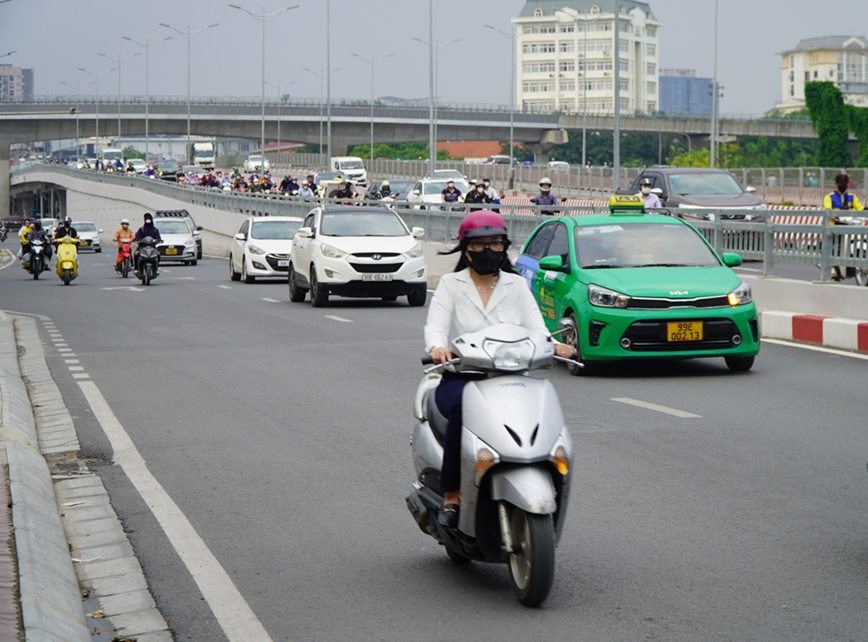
[242,259,255,284]
[229,254,241,281]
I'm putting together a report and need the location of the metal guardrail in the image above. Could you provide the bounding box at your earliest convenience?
[11,164,868,283]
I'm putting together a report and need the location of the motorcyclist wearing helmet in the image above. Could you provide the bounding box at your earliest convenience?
[334,180,355,201]
[19,217,34,256]
[482,177,498,203]
[113,218,136,272]
[463,179,491,209]
[299,175,318,200]
[424,210,574,527]
[824,173,864,281]
[54,217,78,241]
[531,178,560,215]
[636,176,662,208]
[25,220,53,267]
[441,180,462,204]
[134,213,163,274]
[374,180,393,200]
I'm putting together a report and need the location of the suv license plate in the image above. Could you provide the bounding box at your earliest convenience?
[667,321,703,342]
[362,274,393,282]
[277,260,289,267]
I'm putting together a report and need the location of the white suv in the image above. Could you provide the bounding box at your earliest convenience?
[288,205,428,307]
[243,155,271,173]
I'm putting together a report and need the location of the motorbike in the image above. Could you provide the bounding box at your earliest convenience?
[117,240,134,278]
[55,235,80,285]
[0,227,7,243]
[406,322,578,607]
[136,236,160,286]
[23,238,48,280]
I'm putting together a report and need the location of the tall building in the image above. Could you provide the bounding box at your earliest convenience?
[513,0,662,114]
[775,35,868,113]
[0,64,34,100]
[659,69,713,117]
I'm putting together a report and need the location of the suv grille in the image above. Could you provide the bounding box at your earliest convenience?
[349,262,403,274]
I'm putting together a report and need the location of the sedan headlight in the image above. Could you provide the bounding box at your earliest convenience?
[406,242,424,258]
[184,239,196,247]
[248,244,267,255]
[727,281,752,306]
[588,284,630,308]
[483,339,534,372]
[320,243,347,259]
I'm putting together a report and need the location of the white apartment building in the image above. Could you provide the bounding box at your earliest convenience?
[775,35,868,113]
[512,0,662,114]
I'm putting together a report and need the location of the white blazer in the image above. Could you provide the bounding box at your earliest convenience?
[424,268,550,354]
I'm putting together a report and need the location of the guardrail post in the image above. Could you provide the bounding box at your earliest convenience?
[762,218,774,277]
[712,216,721,255]
[818,211,832,283]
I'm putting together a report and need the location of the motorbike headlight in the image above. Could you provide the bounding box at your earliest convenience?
[248,244,267,255]
[320,243,347,259]
[727,281,752,306]
[31,239,43,246]
[588,284,630,308]
[483,339,534,372]
[406,242,424,258]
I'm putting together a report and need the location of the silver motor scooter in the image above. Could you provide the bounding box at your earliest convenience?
[406,322,576,607]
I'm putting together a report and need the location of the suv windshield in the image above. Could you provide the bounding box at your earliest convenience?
[154,220,190,235]
[668,172,743,196]
[320,210,408,237]
[425,180,469,195]
[251,220,301,239]
[575,223,719,268]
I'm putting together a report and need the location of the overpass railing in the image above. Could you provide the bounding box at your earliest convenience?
[13,164,867,282]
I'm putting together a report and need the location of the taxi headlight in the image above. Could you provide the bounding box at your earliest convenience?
[483,339,534,371]
[727,281,752,306]
[588,284,630,308]
[248,244,267,255]
[320,243,347,259]
[406,242,424,258]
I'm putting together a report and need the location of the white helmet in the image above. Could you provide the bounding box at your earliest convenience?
[539,177,552,188]
[120,218,130,225]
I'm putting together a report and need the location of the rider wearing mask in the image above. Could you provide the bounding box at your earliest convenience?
[26,220,53,266]
[19,217,34,256]
[54,217,78,241]
[530,178,560,216]
[134,213,163,273]
[299,176,318,200]
[424,210,573,527]
[636,176,662,208]
[441,181,462,204]
[824,173,864,280]
[482,178,498,203]
[463,180,491,209]
[334,181,354,200]
[113,219,136,272]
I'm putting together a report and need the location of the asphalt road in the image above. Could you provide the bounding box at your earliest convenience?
[1,248,867,641]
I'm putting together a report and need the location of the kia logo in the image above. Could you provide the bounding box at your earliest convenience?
[372,254,382,260]
[670,291,689,296]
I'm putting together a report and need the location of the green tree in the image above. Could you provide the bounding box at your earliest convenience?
[122,146,145,160]
[805,82,853,167]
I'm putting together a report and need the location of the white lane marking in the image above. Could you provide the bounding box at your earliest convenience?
[68,366,84,372]
[102,286,146,292]
[72,373,90,380]
[611,397,702,419]
[261,297,280,303]
[77,381,275,642]
[167,276,197,281]
[324,315,353,323]
[763,338,868,361]
[217,285,232,290]
[55,343,69,349]
[57,348,72,353]
[64,359,80,364]
[0,250,16,271]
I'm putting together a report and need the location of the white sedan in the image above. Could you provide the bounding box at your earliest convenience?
[230,216,303,283]
[406,178,471,209]
[243,155,271,173]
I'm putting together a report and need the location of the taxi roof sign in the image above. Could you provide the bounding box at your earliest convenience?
[608,195,646,213]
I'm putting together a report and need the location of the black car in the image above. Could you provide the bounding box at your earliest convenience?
[155,210,203,259]
[364,179,415,201]
[155,160,183,182]
[2,215,24,232]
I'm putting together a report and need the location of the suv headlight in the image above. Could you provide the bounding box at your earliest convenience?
[320,243,347,259]
[406,242,424,258]
[483,339,535,372]
[588,284,630,308]
[248,244,266,255]
[727,281,752,306]
[184,239,196,247]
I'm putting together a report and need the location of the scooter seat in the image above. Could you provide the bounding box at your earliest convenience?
[427,394,449,446]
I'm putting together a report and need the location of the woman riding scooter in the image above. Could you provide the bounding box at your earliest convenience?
[424,210,573,527]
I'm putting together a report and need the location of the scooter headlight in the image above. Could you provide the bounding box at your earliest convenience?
[482,339,534,371]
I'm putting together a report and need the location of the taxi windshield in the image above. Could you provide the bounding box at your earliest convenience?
[575,223,719,268]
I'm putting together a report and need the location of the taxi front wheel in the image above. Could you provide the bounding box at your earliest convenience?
[724,356,754,372]
[565,313,594,377]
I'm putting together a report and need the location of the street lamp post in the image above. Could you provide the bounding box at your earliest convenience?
[97,51,141,140]
[352,53,394,163]
[265,79,296,153]
[303,67,340,161]
[710,0,719,169]
[158,22,219,151]
[427,0,435,169]
[229,4,298,156]
[122,35,172,160]
[412,38,460,170]
[0,51,16,60]
[78,66,116,156]
[485,25,517,187]
[59,81,94,156]
[613,0,621,191]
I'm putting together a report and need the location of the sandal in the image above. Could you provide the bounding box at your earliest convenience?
[438,503,460,528]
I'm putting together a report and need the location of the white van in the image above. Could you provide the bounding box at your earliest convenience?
[330,156,368,186]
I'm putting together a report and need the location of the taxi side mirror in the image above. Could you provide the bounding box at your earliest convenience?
[721,252,743,267]
[538,255,565,271]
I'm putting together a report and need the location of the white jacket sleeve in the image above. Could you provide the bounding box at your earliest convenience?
[518,279,552,337]
[424,278,454,353]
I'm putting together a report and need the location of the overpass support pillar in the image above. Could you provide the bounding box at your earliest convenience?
[525,129,569,166]
[0,142,9,221]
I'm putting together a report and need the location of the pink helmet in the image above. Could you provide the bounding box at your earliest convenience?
[458,210,508,241]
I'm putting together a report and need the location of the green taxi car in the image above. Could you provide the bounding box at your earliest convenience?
[514,205,760,374]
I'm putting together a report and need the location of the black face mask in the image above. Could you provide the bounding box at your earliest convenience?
[837,182,848,192]
[467,248,504,276]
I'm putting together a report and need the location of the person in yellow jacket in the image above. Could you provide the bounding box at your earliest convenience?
[824,174,865,280]
[18,217,33,260]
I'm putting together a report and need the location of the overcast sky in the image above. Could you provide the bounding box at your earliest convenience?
[1,0,866,117]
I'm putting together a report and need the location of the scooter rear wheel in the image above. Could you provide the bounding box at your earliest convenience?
[507,508,555,607]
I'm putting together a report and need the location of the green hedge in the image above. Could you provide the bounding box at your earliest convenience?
[805,82,854,167]
[846,104,868,168]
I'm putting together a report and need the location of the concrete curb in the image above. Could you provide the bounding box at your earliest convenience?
[0,315,90,642]
[761,310,868,353]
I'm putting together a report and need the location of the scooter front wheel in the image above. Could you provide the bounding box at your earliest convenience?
[507,508,555,607]
[62,268,71,285]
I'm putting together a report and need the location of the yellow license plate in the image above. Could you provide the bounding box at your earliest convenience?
[80,241,89,246]
[166,248,178,255]
[667,321,703,342]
